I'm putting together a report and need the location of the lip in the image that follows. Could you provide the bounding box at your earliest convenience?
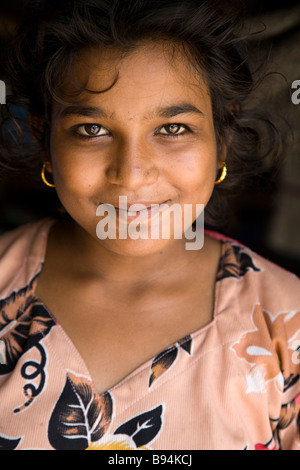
[112,201,170,209]
[99,199,172,223]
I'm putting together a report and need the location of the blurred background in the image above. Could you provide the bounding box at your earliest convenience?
[0,0,299,275]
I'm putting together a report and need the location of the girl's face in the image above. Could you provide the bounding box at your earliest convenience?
[49,42,222,256]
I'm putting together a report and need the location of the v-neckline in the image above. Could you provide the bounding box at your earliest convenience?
[31,218,225,398]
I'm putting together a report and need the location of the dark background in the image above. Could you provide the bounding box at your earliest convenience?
[0,0,300,275]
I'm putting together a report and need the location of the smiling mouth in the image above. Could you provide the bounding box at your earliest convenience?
[99,199,172,222]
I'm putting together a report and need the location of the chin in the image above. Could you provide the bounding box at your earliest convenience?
[97,237,180,257]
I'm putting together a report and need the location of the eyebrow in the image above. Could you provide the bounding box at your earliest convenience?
[156,104,204,119]
[60,105,110,119]
[59,102,204,120]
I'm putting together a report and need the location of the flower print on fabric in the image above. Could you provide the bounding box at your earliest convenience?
[149,335,192,387]
[232,304,300,394]
[1,221,299,450]
[255,437,278,450]
[217,241,261,282]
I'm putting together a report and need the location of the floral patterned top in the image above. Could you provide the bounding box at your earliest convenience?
[0,217,299,451]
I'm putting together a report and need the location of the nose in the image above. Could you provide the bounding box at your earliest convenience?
[105,139,159,189]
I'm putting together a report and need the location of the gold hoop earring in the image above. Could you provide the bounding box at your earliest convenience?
[215,161,227,185]
[41,162,55,188]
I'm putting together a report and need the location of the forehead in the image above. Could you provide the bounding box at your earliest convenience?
[54,41,212,117]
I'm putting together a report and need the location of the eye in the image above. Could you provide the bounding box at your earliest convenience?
[158,124,190,136]
[75,124,110,137]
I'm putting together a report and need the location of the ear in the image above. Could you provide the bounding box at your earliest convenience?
[217,133,230,167]
[43,160,53,173]
[217,102,239,166]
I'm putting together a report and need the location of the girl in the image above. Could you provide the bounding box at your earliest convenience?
[0,0,299,450]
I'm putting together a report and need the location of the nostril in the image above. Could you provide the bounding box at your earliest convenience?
[105,160,159,188]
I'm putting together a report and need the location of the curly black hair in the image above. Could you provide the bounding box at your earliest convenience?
[0,0,282,225]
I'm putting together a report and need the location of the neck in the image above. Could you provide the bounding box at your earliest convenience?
[54,217,204,287]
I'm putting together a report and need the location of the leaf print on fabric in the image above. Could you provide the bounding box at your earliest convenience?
[0,271,39,313]
[114,405,164,448]
[278,394,300,433]
[149,335,193,387]
[0,295,55,376]
[178,335,192,354]
[149,347,178,387]
[217,242,260,282]
[48,372,113,450]
[271,394,300,449]
[284,374,300,393]
[232,305,300,393]
[0,286,55,413]
[0,434,22,450]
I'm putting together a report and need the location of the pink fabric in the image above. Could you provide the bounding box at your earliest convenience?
[0,218,299,450]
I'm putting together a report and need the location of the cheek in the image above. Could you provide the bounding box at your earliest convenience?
[50,140,105,196]
[55,163,102,193]
[170,146,217,196]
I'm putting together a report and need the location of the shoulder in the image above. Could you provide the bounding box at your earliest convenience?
[210,233,300,408]
[207,230,300,310]
[0,218,56,300]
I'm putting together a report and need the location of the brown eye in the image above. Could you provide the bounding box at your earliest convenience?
[88,124,101,135]
[159,124,188,136]
[76,124,109,137]
[167,124,181,134]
